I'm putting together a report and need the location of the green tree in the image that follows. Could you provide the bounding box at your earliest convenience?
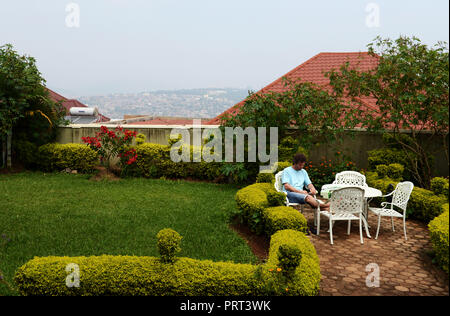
[220,78,359,160]
[0,44,64,168]
[327,36,449,189]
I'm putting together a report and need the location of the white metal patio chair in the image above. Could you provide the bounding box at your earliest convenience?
[317,187,365,245]
[333,171,368,187]
[275,170,301,210]
[368,181,414,240]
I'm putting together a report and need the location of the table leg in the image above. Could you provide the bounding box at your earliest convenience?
[362,199,372,238]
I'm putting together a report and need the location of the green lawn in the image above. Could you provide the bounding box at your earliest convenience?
[0,172,256,296]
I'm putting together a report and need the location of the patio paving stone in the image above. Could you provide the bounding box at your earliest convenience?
[298,205,449,296]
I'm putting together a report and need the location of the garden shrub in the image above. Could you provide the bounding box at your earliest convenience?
[135,143,223,181]
[157,228,182,263]
[235,183,271,234]
[367,133,434,185]
[278,136,309,163]
[368,148,412,177]
[375,163,404,181]
[235,183,308,236]
[365,171,448,222]
[263,206,307,236]
[37,143,98,173]
[428,204,449,274]
[277,244,303,275]
[430,177,449,198]
[256,172,275,184]
[135,133,146,145]
[263,229,320,296]
[267,191,286,207]
[14,229,321,296]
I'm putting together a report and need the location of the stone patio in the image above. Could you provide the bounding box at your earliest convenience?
[301,206,449,296]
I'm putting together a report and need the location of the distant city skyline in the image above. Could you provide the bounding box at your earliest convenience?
[1,0,448,97]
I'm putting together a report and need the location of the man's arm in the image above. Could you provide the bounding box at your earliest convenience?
[284,183,308,195]
[307,183,318,195]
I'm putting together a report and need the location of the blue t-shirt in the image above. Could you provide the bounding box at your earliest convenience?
[281,166,311,193]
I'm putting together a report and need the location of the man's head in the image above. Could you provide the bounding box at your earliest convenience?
[292,153,307,171]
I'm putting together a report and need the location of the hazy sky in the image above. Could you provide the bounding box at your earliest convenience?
[1,0,449,97]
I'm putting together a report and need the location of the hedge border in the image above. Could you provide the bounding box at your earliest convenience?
[428,204,449,274]
[14,229,320,296]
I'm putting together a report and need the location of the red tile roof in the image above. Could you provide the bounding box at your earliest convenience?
[207,52,380,125]
[46,88,110,122]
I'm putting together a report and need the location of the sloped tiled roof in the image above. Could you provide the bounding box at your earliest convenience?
[46,88,110,122]
[207,52,380,125]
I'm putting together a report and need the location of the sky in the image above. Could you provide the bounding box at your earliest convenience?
[0,0,449,97]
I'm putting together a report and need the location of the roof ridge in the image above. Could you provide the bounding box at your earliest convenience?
[46,88,68,101]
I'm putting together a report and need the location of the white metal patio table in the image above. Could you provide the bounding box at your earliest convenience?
[320,184,382,238]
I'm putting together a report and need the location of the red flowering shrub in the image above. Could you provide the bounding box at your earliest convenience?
[82,125,137,171]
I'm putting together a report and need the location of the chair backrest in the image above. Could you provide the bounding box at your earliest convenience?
[274,171,283,193]
[333,171,368,187]
[392,181,414,211]
[330,187,365,215]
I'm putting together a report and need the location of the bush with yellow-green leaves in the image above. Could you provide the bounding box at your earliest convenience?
[14,228,320,296]
[428,204,449,274]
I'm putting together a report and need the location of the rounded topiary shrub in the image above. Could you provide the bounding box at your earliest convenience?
[431,177,449,198]
[267,191,286,207]
[256,172,275,184]
[157,228,182,263]
[277,244,302,275]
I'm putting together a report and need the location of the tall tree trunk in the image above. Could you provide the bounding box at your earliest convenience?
[1,134,6,168]
[6,130,12,168]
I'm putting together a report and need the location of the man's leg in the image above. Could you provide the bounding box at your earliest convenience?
[286,191,307,204]
[305,195,330,209]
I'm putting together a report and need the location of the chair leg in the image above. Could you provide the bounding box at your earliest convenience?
[329,217,334,245]
[347,220,351,235]
[391,217,395,232]
[359,217,363,244]
[403,217,408,241]
[375,215,381,240]
[317,212,320,236]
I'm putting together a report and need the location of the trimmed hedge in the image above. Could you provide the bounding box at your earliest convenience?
[365,171,448,223]
[264,207,308,236]
[428,204,449,274]
[264,229,320,295]
[235,183,271,234]
[37,143,99,173]
[235,183,308,236]
[14,229,320,296]
[135,143,222,181]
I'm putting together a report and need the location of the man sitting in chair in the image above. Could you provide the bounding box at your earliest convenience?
[282,153,330,212]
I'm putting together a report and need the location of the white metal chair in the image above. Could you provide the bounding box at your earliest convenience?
[317,187,365,245]
[368,181,414,240]
[333,171,368,187]
[274,171,301,210]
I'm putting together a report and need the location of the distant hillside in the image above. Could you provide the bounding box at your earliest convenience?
[77,88,250,120]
